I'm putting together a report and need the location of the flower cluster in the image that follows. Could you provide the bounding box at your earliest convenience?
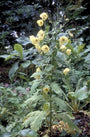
[29,12,49,54]
[59,36,71,55]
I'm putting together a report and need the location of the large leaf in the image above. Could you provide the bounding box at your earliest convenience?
[14,44,23,59]
[23,111,46,131]
[16,36,31,46]
[19,129,37,137]
[53,97,70,111]
[75,86,88,100]
[84,53,90,63]
[21,60,31,68]
[24,93,43,105]
[9,62,19,80]
[31,80,41,93]
[50,82,63,96]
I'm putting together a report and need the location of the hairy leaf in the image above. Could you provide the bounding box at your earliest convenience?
[53,97,70,111]
[50,82,63,96]
[24,93,43,105]
[23,111,46,131]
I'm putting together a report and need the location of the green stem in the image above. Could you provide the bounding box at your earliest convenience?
[50,89,52,137]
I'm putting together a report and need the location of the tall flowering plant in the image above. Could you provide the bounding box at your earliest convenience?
[23,12,83,136]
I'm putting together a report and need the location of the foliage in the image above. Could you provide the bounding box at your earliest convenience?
[0,1,90,136]
[60,0,90,45]
[0,83,33,136]
[0,0,41,54]
[21,12,89,136]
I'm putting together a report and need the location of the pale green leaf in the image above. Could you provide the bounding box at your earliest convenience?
[43,102,50,111]
[31,71,43,78]
[24,93,43,105]
[21,60,31,68]
[5,53,18,61]
[14,44,23,59]
[31,80,41,93]
[50,82,63,95]
[9,62,19,80]
[23,111,46,131]
[75,86,88,100]
[16,36,31,45]
[53,97,70,111]
[45,64,54,72]
[84,53,90,63]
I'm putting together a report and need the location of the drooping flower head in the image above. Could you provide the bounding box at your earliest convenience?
[29,35,39,45]
[37,30,44,41]
[40,12,48,21]
[60,45,67,52]
[35,44,41,53]
[68,31,73,37]
[34,67,41,79]
[37,19,44,27]
[63,68,70,75]
[41,45,49,53]
[36,67,41,72]
[65,18,69,21]
[43,86,49,94]
[66,49,71,55]
[59,36,69,45]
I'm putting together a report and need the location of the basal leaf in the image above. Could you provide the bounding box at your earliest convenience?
[75,86,88,100]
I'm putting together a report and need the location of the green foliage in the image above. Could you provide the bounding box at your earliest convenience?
[23,111,46,131]
[0,0,41,54]
[0,83,31,136]
[0,2,90,136]
[14,44,23,59]
[9,62,19,81]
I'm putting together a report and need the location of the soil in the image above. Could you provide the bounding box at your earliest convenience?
[0,66,10,83]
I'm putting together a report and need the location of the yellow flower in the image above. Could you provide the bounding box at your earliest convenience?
[41,45,49,53]
[68,31,73,37]
[40,12,48,21]
[43,87,49,94]
[63,68,70,75]
[65,18,69,21]
[37,30,44,40]
[37,19,44,27]
[29,35,39,45]
[36,67,41,72]
[59,36,69,45]
[34,67,41,79]
[60,45,66,52]
[66,49,71,55]
[35,44,41,52]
